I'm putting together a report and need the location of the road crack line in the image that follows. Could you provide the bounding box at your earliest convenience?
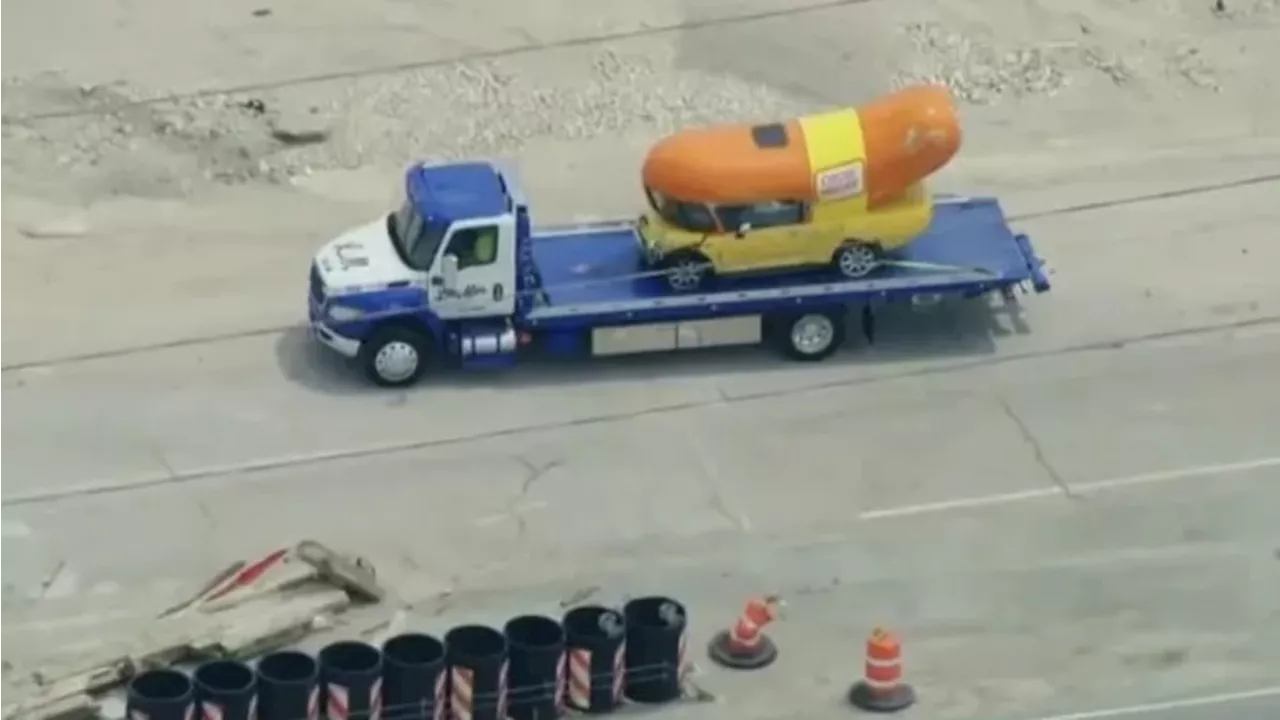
[509,456,561,539]
[997,394,1079,501]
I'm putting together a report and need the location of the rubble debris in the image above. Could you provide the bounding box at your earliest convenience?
[1,540,385,720]
[559,585,601,608]
[295,540,384,603]
[268,109,331,146]
[239,99,267,116]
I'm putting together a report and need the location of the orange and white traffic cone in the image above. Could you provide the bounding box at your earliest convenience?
[848,628,916,713]
[707,595,783,669]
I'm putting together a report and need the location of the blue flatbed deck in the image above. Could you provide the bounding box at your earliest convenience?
[523,196,1048,328]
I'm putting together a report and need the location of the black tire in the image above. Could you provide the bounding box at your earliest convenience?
[833,242,880,279]
[358,324,431,387]
[660,252,711,292]
[770,310,846,362]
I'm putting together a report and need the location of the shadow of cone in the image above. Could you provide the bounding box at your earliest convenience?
[707,630,778,670]
[848,682,916,714]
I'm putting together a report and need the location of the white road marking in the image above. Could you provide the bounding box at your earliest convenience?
[1029,685,1280,719]
[858,455,1280,520]
[41,566,81,599]
[473,501,549,527]
[2,518,34,537]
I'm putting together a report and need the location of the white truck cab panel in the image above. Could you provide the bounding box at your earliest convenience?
[428,213,518,320]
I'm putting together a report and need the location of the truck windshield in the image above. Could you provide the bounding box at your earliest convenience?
[389,201,448,270]
[644,188,719,233]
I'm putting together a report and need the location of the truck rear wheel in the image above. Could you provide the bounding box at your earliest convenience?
[769,310,846,361]
[359,325,430,387]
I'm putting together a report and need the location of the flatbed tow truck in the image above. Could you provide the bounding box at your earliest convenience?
[308,161,1051,387]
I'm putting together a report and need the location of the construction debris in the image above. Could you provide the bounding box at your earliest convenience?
[2,540,386,720]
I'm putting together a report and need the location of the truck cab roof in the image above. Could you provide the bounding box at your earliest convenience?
[406,161,510,225]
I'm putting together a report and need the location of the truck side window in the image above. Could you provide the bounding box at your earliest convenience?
[674,202,718,233]
[647,188,718,233]
[715,205,749,231]
[445,226,499,270]
[742,200,805,229]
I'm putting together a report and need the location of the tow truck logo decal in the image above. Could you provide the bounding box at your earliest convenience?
[436,283,488,302]
[333,241,370,271]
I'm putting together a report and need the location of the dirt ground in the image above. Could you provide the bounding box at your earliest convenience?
[3,1,1280,719]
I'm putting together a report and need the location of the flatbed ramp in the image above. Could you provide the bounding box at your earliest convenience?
[525,197,1048,327]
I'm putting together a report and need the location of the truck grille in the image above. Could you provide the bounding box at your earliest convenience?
[309,263,326,304]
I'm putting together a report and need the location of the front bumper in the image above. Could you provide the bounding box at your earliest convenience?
[312,321,361,358]
[309,294,361,358]
[638,229,665,265]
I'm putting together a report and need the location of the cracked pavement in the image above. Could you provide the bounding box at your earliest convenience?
[996,395,1077,501]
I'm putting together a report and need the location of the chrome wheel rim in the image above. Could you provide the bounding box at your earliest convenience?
[374,341,419,382]
[838,245,878,278]
[790,315,835,355]
[668,261,703,291]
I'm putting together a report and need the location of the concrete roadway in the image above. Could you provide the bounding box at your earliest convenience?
[4,160,1280,720]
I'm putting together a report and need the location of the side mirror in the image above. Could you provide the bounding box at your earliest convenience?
[440,254,459,290]
[736,222,752,238]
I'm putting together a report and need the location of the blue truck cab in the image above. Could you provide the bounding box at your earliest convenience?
[308,161,1050,387]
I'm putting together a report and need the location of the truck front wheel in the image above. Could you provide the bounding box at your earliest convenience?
[359,325,431,387]
[768,311,846,362]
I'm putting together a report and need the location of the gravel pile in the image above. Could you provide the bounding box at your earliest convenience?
[2,0,1274,202]
[1,47,804,199]
[893,22,1070,104]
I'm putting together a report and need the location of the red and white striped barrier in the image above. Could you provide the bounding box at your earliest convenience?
[449,667,474,720]
[369,678,382,720]
[677,630,689,681]
[610,643,626,705]
[565,649,591,710]
[495,660,508,720]
[326,685,349,720]
[553,652,567,716]
[431,671,447,720]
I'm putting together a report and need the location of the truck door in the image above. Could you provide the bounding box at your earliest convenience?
[428,215,518,320]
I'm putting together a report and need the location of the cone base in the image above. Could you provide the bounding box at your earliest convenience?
[707,630,778,670]
[848,681,916,713]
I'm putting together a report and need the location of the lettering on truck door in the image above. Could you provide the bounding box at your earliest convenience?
[430,218,517,319]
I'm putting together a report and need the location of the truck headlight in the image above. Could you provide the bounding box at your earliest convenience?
[327,305,366,322]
